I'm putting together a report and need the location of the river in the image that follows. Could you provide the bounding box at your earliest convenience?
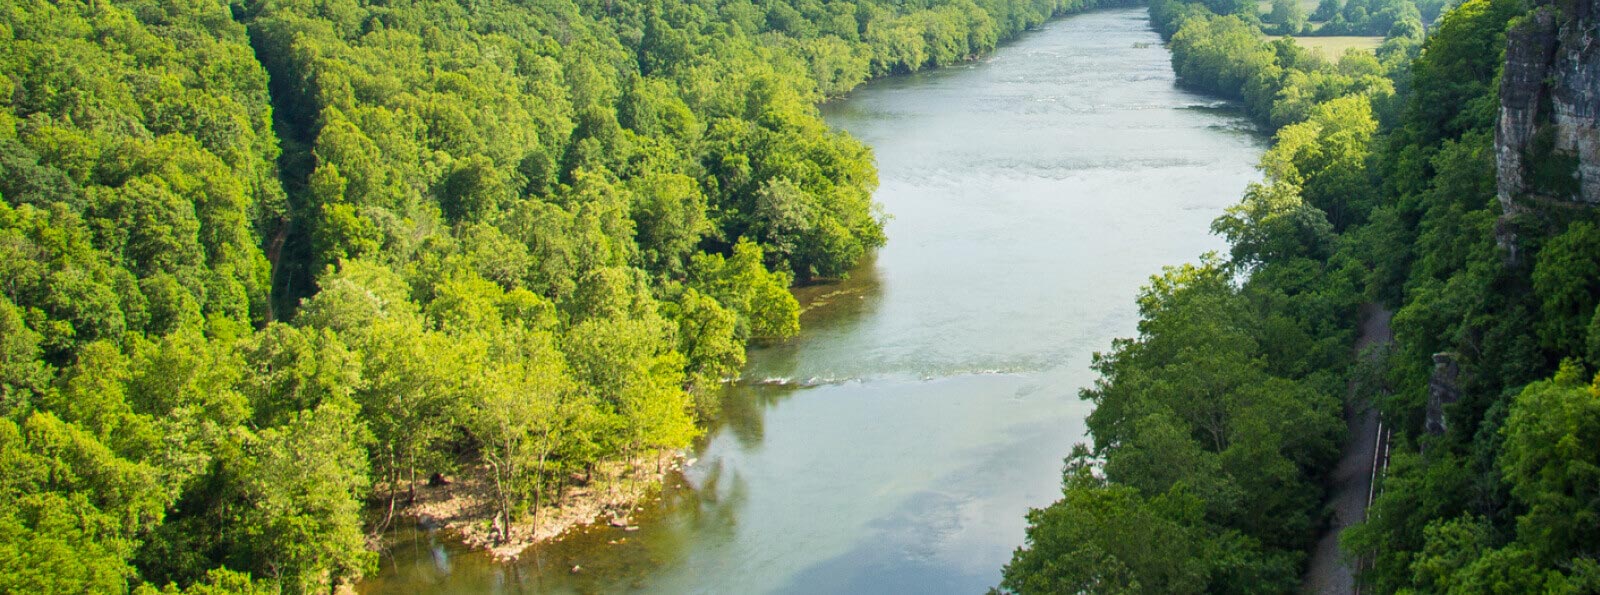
[357,7,1265,594]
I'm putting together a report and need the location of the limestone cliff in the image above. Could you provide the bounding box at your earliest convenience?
[1495,0,1600,245]
[1424,353,1461,436]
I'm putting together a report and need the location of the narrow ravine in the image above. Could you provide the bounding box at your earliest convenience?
[358,8,1267,593]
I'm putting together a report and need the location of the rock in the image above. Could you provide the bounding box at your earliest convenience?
[608,516,629,528]
[1495,0,1600,260]
[1496,6,1560,209]
[1425,352,1462,436]
[1550,0,1600,205]
[1495,6,1561,264]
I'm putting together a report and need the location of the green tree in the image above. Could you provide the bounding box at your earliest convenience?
[1000,456,1213,594]
[1532,223,1600,357]
[235,404,375,593]
[690,240,802,340]
[1269,0,1307,33]
[1499,364,1600,566]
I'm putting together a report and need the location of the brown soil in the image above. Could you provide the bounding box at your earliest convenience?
[380,452,685,561]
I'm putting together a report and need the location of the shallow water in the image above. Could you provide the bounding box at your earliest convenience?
[357,7,1265,594]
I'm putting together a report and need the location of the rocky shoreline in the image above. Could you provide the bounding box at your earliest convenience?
[378,452,687,561]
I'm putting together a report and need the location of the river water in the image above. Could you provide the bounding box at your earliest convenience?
[358,7,1264,594]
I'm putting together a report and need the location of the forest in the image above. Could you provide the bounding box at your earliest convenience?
[0,0,1140,591]
[999,0,1600,591]
[7,0,1596,590]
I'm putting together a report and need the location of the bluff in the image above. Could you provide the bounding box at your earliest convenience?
[1496,0,1600,238]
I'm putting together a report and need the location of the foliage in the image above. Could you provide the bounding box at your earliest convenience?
[0,0,1144,590]
[1268,0,1309,34]
[1006,0,1600,591]
[1002,256,1348,593]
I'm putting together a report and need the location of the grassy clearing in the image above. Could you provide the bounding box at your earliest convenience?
[1266,35,1385,57]
[1256,0,1321,14]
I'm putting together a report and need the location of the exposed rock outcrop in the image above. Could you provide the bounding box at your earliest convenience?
[1495,0,1600,257]
[1550,0,1600,204]
[1497,7,1562,208]
[1424,352,1461,436]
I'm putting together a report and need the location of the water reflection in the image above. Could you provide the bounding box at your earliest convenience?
[741,255,888,386]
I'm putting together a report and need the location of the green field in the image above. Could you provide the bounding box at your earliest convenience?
[1256,0,1321,14]
[1267,35,1385,57]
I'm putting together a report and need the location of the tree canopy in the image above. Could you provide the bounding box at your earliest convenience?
[1005,0,1600,591]
[0,0,1137,591]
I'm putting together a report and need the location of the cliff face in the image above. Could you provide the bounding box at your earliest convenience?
[1424,352,1461,436]
[1550,0,1600,203]
[1496,0,1600,232]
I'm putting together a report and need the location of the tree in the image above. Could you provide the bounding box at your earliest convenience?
[459,325,572,541]
[1499,363,1600,566]
[1269,0,1307,34]
[0,413,167,594]
[669,288,745,397]
[1000,456,1213,594]
[689,240,801,340]
[234,404,375,593]
[0,296,52,416]
[1533,223,1600,357]
[1261,95,1378,230]
[296,261,458,519]
[1312,0,1342,21]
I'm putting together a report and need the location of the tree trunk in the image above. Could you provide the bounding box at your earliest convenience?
[533,438,552,534]
[377,449,400,534]
[487,459,511,543]
[408,459,418,504]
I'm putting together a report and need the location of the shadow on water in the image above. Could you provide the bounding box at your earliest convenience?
[703,254,886,450]
[716,382,794,451]
[771,408,1081,594]
[742,253,888,382]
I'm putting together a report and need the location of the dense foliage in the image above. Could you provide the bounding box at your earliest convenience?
[0,0,1140,591]
[1000,4,1406,589]
[1340,0,1600,589]
[1002,0,1600,591]
[1210,0,1444,39]
[1304,0,1436,35]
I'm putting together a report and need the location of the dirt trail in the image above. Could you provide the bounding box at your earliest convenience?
[1302,304,1392,594]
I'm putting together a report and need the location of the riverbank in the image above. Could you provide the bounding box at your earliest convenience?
[378,452,685,561]
[362,2,1149,570]
[358,7,1270,592]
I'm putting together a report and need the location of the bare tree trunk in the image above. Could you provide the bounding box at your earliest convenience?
[487,459,511,543]
[377,449,400,534]
[408,458,418,504]
[504,435,519,540]
[533,435,553,534]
